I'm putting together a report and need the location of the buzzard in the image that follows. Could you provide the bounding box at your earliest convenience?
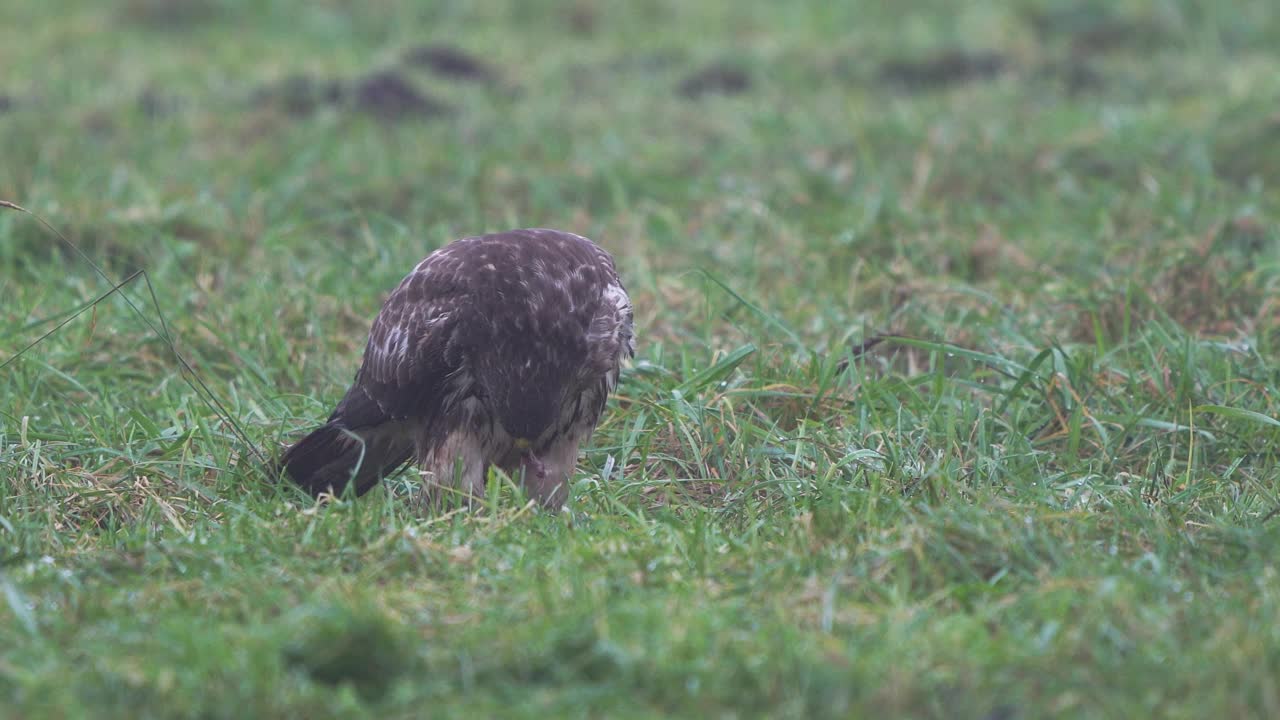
[281,228,634,509]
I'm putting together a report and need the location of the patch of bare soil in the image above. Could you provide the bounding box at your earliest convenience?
[879,51,1008,91]
[402,44,499,84]
[351,70,450,120]
[137,87,183,118]
[251,74,345,117]
[1034,61,1104,94]
[251,69,450,121]
[118,0,220,29]
[678,62,751,98]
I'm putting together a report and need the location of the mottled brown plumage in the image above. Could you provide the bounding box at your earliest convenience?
[281,228,634,508]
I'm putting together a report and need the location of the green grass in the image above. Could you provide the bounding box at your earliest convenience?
[3,0,1280,717]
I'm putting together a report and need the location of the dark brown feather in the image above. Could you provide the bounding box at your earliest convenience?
[281,228,634,505]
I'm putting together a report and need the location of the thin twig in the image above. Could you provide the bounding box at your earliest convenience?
[1,199,269,469]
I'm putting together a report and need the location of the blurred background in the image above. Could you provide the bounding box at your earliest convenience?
[1,0,1278,418]
[4,4,1280,716]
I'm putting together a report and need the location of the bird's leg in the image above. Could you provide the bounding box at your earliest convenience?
[416,430,488,511]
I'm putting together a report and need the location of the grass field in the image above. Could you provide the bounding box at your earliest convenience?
[3,0,1280,717]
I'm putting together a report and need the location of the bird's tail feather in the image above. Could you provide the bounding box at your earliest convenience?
[280,421,414,498]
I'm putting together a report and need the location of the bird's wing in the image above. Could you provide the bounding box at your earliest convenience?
[584,273,635,386]
[558,265,634,440]
[329,249,475,430]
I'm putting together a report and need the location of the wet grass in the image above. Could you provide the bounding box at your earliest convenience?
[3,0,1280,717]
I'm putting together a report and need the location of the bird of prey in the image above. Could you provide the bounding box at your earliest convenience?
[280,228,634,509]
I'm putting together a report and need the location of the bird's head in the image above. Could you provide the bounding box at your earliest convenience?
[476,354,567,450]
